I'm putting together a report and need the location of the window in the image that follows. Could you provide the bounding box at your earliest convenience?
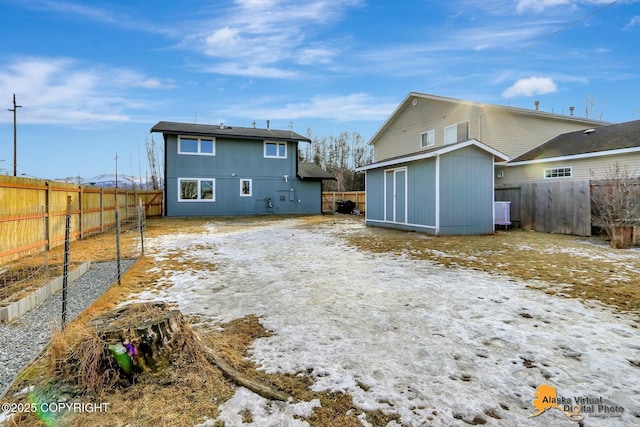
[264,141,287,158]
[444,122,469,145]
[178,136,215,155]
[544,167,572,179]
[421,130,435,148]
[178,178,215,201]
[240,179,252,197]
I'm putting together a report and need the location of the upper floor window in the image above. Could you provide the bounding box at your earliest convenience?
[544,167,572,179]
[264,141,287,158]
[178,136,215,155]
[444,121,469,145]
[421,130,435,148]
[178,178,215,201]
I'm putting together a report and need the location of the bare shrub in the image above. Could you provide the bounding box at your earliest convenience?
[591,163,640,248]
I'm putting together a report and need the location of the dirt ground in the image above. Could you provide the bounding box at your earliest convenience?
[2,215,639,427]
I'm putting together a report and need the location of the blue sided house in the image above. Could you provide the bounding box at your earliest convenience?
[151,121,335,217]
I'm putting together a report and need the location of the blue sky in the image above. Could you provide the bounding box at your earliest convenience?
[0,0,639,179]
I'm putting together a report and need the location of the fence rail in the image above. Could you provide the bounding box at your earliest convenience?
[0,175,162,263]
[322,191,366,214]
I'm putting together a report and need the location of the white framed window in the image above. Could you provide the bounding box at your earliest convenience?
[240,179,252,197]
[178,136,215,155]
[178,178,215,201]
[544,167,572,179]
[444,121,469,145]
[421,130,435,148]
[264,141,287,158]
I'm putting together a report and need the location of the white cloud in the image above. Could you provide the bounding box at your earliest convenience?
[623,15,640,30]
[515,0,628,13]
[221,93,397,122]
[205,63,299,79]
[502,76,558,98]
[191,0,360,77]
[0,57,169,125]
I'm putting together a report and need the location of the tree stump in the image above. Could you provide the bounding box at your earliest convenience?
[86,302,292,401]
[88,302,183,373]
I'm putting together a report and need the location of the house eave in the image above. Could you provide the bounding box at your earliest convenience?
[506,146,640,166]
[356,139,508,171]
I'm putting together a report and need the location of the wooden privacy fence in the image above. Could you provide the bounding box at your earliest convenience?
[0,175,163,263]
[495,180,592,236]
[322,191,366,214]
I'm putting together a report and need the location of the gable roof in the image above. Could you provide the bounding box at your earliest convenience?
[508,119,640,165]
[150,121,311,143]
[297,163,336,180]
[368,92,609,146]
[355,139,508,171]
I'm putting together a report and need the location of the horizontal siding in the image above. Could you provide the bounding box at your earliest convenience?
[480,109,605,159]
[372,98,604,163]
[373,99,481,162]
[498,152,640,185]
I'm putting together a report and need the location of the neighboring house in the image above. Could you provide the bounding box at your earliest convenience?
[498,119,640,184]
[357,92,607,235]
[150,121,335,217]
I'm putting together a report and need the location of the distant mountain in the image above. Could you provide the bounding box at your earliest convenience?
[57,173,161,189]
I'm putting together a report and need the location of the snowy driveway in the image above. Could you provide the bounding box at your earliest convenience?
[137,217,639,426]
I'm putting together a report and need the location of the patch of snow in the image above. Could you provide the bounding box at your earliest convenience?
[198,387,320,427]
[135,219,640,426]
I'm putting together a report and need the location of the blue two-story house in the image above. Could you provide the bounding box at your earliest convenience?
[151,121,334,217]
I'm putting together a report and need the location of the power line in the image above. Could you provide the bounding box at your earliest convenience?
[515,0,619,55]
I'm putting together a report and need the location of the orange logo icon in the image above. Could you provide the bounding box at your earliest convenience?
[530,384,584,421]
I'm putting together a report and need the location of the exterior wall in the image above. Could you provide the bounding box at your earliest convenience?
[372,97,604,162]
[478,108,602,160]
[496,152,640,185]
[372,99,480,162]
[364,146,494,235]
[165,135,321,216]
[439,146,494,235]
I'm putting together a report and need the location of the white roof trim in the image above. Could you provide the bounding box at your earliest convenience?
[367,92,610,146]
[356,139,508,171]
[507,146,640,166]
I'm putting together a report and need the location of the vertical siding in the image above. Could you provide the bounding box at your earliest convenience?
[365,170,385,221]
[165,135,320,216]
[407,159,436,227]
[438,146,494,235]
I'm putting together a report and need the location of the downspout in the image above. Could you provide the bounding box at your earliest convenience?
[435,155,440,235]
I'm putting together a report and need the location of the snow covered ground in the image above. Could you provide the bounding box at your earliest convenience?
[133,217,640,426]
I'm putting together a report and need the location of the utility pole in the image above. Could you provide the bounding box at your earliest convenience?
[7,94,22,176]
[114,152,119,192]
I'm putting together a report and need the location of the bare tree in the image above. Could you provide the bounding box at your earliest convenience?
[584,94,607,121]
[301,129,372,192]
[591,163,640,248]
[145,135,164,190]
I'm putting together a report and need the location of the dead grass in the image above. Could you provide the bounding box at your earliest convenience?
[344,223,640,315]
[3,214,639,427]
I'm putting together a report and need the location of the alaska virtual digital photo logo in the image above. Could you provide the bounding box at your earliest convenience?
[530,384,625,422]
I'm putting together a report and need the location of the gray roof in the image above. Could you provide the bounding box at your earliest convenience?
[297,163,336,180]
[150,121,311,143]
[509,119,640,163]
